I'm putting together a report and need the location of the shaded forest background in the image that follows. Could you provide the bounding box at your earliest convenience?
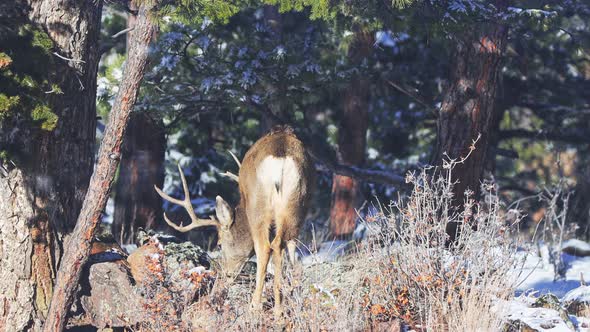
[0,0,589,330]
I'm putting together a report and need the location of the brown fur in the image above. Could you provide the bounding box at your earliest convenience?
[158,126,315,316]
[217,127,314,315]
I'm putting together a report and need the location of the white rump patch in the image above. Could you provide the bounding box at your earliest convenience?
[257,156,300,205]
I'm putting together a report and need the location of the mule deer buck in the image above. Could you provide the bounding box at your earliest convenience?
[154,126,314,315]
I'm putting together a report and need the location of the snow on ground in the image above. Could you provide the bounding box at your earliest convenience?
[516,246,590,298]
[563,286,590,305]
[508,241,590,331]
[504,299,574,332]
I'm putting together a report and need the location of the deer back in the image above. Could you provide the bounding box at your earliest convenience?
[237,128,314,241]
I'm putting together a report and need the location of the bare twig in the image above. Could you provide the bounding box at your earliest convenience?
[112,26,134,38]
[52,51,85,64]
[386,79,437,115]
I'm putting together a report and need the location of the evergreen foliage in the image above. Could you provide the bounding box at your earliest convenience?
[96,0,590,229]
[0,19,60,161]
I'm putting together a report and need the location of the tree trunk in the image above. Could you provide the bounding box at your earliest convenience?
[329,29,373,238]
[431,1,508,241]
[43,2,159,330]
[112,112,166,245]
[0,1,102,330]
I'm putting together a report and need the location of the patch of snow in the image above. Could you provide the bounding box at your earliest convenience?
[101,196,115,224]
[504,299,572,332]
[562,240,590,252]
[273,45,286,59]
[122,244,137,254]
[200,17,212,30]
[570,315,590,331]
[199,170,216,184]
[188,266,208,275]
[367,147,379,160]
[515,248,590,298]
[563,286,590,305]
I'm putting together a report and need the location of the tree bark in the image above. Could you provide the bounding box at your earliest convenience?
[112,112,166,245]
[431,1,509,241]
[43,2,159,331]
[0,1,102,330]
[329,29,373,238]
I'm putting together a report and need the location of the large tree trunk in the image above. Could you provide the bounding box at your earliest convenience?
[329,29,373,238]
[112,112,166,245]
[431,1,508,241]
[43,2,159,330]
[0,1,101,330]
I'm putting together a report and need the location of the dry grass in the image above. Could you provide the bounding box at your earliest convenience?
[136,159,525,331]
[360,167,523,331]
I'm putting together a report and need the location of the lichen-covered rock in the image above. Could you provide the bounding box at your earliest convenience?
[127,237,214,306]
[531,294,575,329]
[164,241,211,270]
[503,298,575,332]
[164,241,214,306]
[80,262,142,328]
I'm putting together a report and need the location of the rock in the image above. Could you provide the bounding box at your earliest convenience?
[80,261,142,329]
[532,294,561,310]
[127,239,214,306]
[136,228,183,246]
[163,241,214,305]
[563,285,590,318]
[503,298,575,332]
[127,241,162,284]
[531,294,575,329]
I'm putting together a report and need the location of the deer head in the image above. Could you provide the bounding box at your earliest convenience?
[154,164,253,276]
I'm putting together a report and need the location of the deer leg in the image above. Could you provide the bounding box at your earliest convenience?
[252,232,271,310]
[287,240,297,265]
[270,237,284,317]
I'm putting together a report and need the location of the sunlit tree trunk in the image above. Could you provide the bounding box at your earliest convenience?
[0,1,101,330]
[329,29,373,238]
[431,0,509,241]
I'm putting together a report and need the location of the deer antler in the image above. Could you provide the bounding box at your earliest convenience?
[154,164,219,232]
[228,150,241,168]
[218,150,241,183]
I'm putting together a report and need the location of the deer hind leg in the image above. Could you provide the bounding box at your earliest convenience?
[251,223,271,310]
[270,234,285,317]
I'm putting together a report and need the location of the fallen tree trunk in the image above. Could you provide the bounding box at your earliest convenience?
[42,2,159,330]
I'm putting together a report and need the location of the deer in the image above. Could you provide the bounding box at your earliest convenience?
[154,126,314,315]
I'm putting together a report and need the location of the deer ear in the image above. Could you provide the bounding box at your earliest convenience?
[215,196,234,227]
